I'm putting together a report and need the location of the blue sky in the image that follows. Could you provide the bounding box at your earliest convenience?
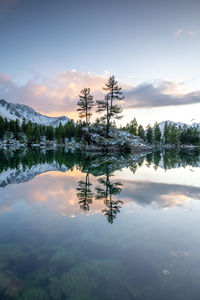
[0,0,200,126]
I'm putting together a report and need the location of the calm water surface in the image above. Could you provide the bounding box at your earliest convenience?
[0,149,200,299]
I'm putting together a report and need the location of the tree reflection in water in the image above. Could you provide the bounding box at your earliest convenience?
[1,148,200,223]
[77,173,94,211]
[95,170,123,224]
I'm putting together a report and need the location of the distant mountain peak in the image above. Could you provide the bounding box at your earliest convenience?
[158,120,200,133]
[0,99,70,127]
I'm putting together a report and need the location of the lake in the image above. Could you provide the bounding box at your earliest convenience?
[0,149,200,299]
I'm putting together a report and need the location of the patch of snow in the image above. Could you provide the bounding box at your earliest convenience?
[0,99,70,127]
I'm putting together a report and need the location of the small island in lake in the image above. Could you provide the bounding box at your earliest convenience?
[1,76,199,153]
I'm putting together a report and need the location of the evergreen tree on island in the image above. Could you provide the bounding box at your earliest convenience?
[77,88,94,126]
[96,76,124,137]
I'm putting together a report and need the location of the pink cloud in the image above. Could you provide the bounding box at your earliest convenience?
[174,28,184,37]
[187,30,197,36]
[174,28,198,37]
[0,70,112,118]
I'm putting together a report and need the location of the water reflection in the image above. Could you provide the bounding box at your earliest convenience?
[0,148,200,221]
[95,168,123,224]
[77,173,94,211]
[1,149,200,299]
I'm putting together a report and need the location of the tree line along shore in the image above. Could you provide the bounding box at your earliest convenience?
[0,76,200,151]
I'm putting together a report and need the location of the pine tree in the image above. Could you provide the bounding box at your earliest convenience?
[35,127,41,143]
[0,117,5,140]
[126,118,138,135]
[146,125,153,143]
[153,122,161,143]
[96,75,124,137]
[46,126,54,141]
[55,123,64,142]
[77,88,94,126]
[138,124,145,140]
[169,124,179,144]
[163,121,170,143]
[26,121,33,145]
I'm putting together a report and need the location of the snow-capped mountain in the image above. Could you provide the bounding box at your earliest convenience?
[158,120,200,134]
[0,99,70,127]
[0,162,68,188]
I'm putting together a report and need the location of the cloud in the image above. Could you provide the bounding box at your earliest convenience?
[187,30,198,36]
[174,28,184,37]
[174,28,198,37]
[0,71,109,117]
[1,72,200,115]
[121,180,200,209]
[124,81,200,108]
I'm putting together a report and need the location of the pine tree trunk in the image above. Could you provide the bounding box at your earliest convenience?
[106,96,109,138]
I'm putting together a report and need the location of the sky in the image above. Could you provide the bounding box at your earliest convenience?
[0,0,200,126]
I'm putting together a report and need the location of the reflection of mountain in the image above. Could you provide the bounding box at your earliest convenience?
[0,149,145,188]
[0,148,78,188]
[1,148,200,219]
[0,162,68,188]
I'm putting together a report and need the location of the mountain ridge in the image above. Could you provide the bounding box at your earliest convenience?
[158,120,200,134]
[0,99,70,127]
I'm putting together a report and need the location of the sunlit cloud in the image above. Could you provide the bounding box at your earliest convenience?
[174,28,198,37]
[125,80,200,108]
[0,70,111,118]
[174,28,184,37]
[121,180,200,209]
[0,170,106,217]
[1,72,200,117]
[187,30,198,36]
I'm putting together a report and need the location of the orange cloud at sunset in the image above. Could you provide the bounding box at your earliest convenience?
[1,70,200,126]
[0,70,114,120]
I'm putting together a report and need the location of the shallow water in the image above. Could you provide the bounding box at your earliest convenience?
[0,149,200,299]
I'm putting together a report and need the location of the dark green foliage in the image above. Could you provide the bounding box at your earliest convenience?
[46,126,54,141]
[0,117,84,144]
[146,125,153,143]
[95,168,123,224]
[163,121,169,143]
[77,173,94,211]
[0,116,4,139]
[179,125,200,145]
[163,122,180,145]
[138,124,145,140]
[125,118,138,135]
[153,122,161,143]
[96,75,124,137]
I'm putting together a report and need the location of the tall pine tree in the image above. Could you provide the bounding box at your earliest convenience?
[146,125,153,143]
[153,122,161,143]
[96,75,124,137]
[77,88,94,126]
